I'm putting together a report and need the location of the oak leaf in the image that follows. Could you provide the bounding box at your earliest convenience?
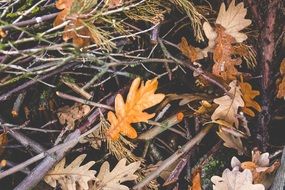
[106,77,165,140]
[179,37,204,62]
[54,0,103,47]
[212,25,242,81]
[238,149,280,189]
[90,158,140,190]
[44,154,96,190]
[217,128,245,155]
[202,0,252,81]
[57,103,91,130]
[216,0,251,43]
[211,80,244,128]
[277,59,285,98]
[191,168,202,190]
[240,82,261,117]
[211,168,265,190]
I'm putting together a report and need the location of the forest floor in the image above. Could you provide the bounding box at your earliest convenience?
[0,0,285,190]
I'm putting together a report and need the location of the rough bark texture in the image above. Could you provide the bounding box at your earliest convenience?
[252,0,280,151]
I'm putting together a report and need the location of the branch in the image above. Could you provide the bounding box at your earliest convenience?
[133,124,214,189]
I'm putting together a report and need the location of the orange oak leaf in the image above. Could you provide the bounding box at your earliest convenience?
[179,37,204,62]
[240,82,261,117]
[54,0,96,47]
[107,78,165,140]
[53,0,73,27]
[277,59,285,98]
[212,25,242,81]
[191,168,202,190]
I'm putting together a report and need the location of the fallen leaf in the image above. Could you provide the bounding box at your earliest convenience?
[57,103,91,130]
[215,0,251,43]
[212,25,242,81]
[0,133,7,156]
[53,0,73,27]
[202,0,252,81]
[106,0,123,8]
[217,128,245,155]
[240,149,280,189]
[0,29,7,38]
[44,154,96,190]
[240,82,261,117]
[90,158,140,190]
[277,59,285,98]
[54,0,103,47]
[106,77,165,140]
[211,80,244,128]
[191,168,202,190]
[211,168,265,190]
[179,37,204,62]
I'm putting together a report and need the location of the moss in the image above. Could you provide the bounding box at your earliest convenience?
[201,148,235,190]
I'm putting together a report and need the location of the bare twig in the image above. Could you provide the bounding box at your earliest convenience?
[133,124,213,189]
[56,91,114,110]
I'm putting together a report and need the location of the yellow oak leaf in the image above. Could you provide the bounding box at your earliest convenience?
[107,78,165,140]
[240,82,261,117]
[211,80,244,128]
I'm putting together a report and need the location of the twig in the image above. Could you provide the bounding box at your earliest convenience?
[138,112,184,141]
[0,57,76,102]
[158,39,230,96]
[56,91,114,110]
[11,92,26,117]
[0,13,58,30]
[61,79,92,99]
[133,124,214,189]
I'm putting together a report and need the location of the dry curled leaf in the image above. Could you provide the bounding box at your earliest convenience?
[240,82,261,117]
[106,77,165,140]
[212,25,242,81]
[238,149,280,189]
[179,37,204,62]
[44,154,96,190]
[90,158,140,190]
[202,0,252,81]
[211,168,265,190]
[277,59,285,99]
[54,0,103,47]
[57,103,91,130]
[211,80,244,128]
[217,128,245,155]
[216,0,251,43]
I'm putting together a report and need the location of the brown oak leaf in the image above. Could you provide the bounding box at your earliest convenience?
[179,37,204,62]
[240,82,261,117]
[212,25,242,81]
